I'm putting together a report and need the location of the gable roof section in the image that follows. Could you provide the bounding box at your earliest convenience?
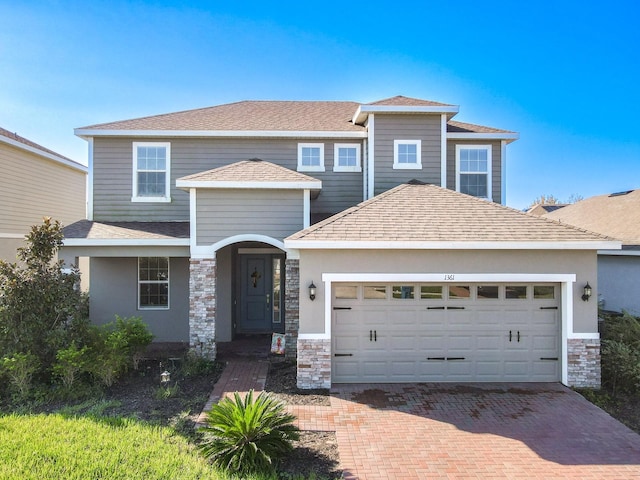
[543,189,640,247]
[176,159,322,190]
[0,126,87,172]
[367,95,455,107]
[285,183,619,250]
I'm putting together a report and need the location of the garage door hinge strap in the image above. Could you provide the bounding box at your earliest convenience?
[540,357,559,361]
[447,306,465,310]
[427,306,445,310]
[427,357,446,360]
[334,353,353,357]
[540,306,558,310]
[333,307,352,310]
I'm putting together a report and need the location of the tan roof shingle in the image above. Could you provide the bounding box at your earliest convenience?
[287,183,614,245]
[543,189,640,246]
[63,220,190,240]
[177,159,320,186]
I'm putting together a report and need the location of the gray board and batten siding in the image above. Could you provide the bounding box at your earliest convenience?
[92,137,363,222]
[446,139,502,203]
[373,114,442,196]
[195,189,304,245]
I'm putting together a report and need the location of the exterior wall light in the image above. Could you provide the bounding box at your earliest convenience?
[582,283,592,302]
[161,370,171,384]
[309,281,317,301]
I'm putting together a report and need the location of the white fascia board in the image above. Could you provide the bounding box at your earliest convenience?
[353,105,460,124]
[0,134,88,173]
[285,240,621,250]
[74,129,367,139]
[321,273,577,283]
[598,248,640,256]
[447,132,520,143]
[176,180,322,190]
[62,238,190,247]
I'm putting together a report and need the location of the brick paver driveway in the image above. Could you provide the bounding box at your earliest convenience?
[292,383,640,479]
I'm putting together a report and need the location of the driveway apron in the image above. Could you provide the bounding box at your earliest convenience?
[293,382,640,479]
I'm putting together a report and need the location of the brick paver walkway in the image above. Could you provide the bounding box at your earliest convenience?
[200,363,640,479]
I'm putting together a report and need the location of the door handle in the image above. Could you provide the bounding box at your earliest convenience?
[509,330,512,342]
[517,331,520,342]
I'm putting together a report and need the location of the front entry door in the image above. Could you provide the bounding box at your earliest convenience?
[237,254,284,334]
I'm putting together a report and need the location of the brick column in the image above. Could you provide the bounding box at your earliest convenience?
[567,338,601,388]
[189,257,216,360]
[284,259,300,360]
[297,338,331,389]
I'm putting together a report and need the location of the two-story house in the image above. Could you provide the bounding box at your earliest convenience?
[0,126,87,262]
[60,96,617,389]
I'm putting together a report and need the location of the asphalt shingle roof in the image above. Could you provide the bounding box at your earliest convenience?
[287,183,613,244]
[63,220,190,240]
[543,189,640,246]
[0,126,83,166]
[177,159,321,185]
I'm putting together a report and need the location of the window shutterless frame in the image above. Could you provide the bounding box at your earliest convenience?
[132,142,171,202]
[393,140,422,169]
[297,143,325,172]
[138,257,170,310]
[333,143,362,172]
[455,144,492,200]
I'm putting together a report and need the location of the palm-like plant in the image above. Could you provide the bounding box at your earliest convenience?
[199,389,300,474]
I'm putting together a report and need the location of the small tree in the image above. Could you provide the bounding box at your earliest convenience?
[0,218,89,378]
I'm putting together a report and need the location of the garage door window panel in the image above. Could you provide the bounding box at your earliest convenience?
[392,285,414,299]
[477,285,499,299]
[420,285,443,299]
[448,285,471,299]
[534,286,555,299]
[364,286,387,299]
[506,285,528,299]
[335,285,358,299]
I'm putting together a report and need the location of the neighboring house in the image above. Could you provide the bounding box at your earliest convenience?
[59,96,618,389]
[543,189,640,315]
[0,126,87,261]
[527,203,567,216]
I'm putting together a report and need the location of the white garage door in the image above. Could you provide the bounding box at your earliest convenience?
[332,283,560,383]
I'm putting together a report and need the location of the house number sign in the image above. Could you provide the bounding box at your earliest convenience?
[444,274,455,281]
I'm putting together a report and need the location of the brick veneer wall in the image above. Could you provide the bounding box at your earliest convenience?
[567,338,601,388]
[284,259,300,360]
[297,338,331,389]
[189,258,217,360]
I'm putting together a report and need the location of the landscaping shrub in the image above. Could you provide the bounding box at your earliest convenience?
[0,352,39,400]
[199,390,299,475]
[601,311,640,396]
[0,218,89,380]
[114,315,154,370]
[52,342,90,390]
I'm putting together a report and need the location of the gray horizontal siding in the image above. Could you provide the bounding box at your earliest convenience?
[446,140,502,203]
[92,137,364,221]
[373,114,441,195]
[196,189,304,244]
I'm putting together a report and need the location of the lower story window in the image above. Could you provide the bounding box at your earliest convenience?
[139,257,169,309]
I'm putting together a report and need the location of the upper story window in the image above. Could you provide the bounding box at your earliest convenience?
[333,143,361,172]
[456,145,492,199]
[138,257,169,309]
[393,140,422,169]
[132,142,171,202]
[297,143,325,172]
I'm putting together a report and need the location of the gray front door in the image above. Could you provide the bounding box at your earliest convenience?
[237,254,285,334]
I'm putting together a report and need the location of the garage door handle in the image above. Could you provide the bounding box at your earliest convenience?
[427,357,446,360]
[427,306,445,310]
[333,307,352,310]
[540,357,558,361]
[540,306,558,310]
[334,353,353,357]
[447,306,465,310]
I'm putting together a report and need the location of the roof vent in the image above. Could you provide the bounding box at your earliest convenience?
[248,158,263,162]
[407,179,427,185]
[609,190,633,197]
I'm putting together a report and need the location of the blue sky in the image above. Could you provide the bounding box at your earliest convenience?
[1,1,638,209]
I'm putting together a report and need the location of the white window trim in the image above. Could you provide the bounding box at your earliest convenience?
[297,143,325,172]
[455,144,492,200]
[393,140,422,170]
[333,143,362,172]
[132,142,171,203]
[138,257,170,310]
